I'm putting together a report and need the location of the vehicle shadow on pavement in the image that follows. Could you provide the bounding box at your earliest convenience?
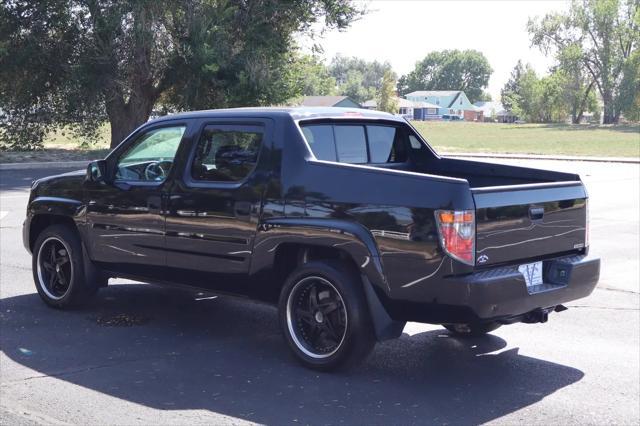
[1,283,584,425]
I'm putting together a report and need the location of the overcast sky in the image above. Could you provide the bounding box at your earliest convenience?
[299,0,571,100]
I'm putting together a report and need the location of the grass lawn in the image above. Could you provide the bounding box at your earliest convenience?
[0,125,111,163]
[412,121,640,158]
[1,120,639,162]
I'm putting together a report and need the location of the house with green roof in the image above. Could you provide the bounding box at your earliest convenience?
[404,90,482,121]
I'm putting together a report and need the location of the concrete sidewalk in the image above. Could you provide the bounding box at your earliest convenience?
[0,152,638,170]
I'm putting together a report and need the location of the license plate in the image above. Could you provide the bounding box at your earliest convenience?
[518,261,543,287]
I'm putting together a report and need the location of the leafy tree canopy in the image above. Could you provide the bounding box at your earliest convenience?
[289,54,337,98]
[528,0,639,123]
[501,60,598,123]
[397,49,492,103]
[328,55,395,103]
[377,70,398,114]
[0,0,362,149]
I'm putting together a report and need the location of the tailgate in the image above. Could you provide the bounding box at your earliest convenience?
[473,182,587,266]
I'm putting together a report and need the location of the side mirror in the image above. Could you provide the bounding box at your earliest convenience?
[86,160,107,183]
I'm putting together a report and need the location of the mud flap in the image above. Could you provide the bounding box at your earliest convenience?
[362,276,405,341]
[82,243,108,288]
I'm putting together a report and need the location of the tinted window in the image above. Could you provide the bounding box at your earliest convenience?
[115,126,186,182]
[334,125,367,164]
[366,125,397,163]
[302,123,408,164]
[301,125,336,161]
[191,125,263,182]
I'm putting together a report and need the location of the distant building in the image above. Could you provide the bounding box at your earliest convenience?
[473,101,518,123]
[362,97,440,120]
[405,90,483,121]
[299,96,361,108]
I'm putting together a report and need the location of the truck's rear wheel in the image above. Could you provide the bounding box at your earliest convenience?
[279,261,375,371]
[443,322,502,337]
[32,224,98,308]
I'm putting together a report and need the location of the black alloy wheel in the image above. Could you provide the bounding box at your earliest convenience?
[32,224,99,308]
[37,237,73,300]
[279,261,375,371]
[286,275,348,358]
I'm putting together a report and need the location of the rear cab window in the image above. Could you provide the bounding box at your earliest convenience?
[300,121,423,165]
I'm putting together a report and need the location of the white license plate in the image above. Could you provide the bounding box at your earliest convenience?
[518,261,543,287]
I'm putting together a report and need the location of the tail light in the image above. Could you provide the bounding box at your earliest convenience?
[435,210,475,265]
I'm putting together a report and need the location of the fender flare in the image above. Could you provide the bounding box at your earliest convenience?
[250,217,405,341]
[25,197,85,251]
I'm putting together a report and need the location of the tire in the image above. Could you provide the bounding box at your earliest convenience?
[278,260,375,371]
[32,224,98,308]
[443,322,502,337]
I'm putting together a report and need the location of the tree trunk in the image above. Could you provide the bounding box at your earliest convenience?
[106,94,155,149]
[602,101,617,124]
[573,81,595,124]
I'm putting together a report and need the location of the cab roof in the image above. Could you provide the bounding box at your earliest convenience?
[147,107,405,125]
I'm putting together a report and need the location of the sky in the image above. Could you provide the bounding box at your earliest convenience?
[298,0,571,100]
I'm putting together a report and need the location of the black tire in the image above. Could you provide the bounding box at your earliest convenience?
[443,322,502,337]
[32,224,98,308]
[278,260,375,371]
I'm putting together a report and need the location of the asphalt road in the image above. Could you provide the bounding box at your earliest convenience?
[1,160,638,425]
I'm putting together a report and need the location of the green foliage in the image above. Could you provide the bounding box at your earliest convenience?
[501,61,574,123]
[528,0,640,124]
[478,91,493,102]
[618,49,640,121]
[328,55,394,103]
[398,50,492,103]
[0,0,362,150]
[289,55,337,97]
[377,70,398,114]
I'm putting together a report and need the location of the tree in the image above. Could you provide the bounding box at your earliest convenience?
[555,44,599,123]
[328,55,395,103]
[528,0,640,124]
[501,62,572,123]
[290,55,336,97]
[398,49,492,103]
[478,91,493,102]
[501,61,532,117]
[377,70,398,113]
[0,0,362,150]
[618,48,640,120]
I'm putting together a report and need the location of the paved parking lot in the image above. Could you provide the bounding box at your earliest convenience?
[1,159,638,425]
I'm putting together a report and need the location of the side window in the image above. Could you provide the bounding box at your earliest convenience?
[115,125,186,182]
[333,125,367,164]
[367,125,398,163]
[301,125,336,161]
[191,124,263,182]
[301,123,407,164]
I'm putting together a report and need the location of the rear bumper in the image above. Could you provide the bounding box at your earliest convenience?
[390,254,600,324]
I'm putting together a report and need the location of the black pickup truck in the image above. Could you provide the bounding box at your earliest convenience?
[24,107,600,370]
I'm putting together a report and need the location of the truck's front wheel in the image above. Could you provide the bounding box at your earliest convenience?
[279,261,375,371]
[32,224,98,308]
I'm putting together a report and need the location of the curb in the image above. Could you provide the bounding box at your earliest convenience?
[442,152,639,164]
[0,160,89,171]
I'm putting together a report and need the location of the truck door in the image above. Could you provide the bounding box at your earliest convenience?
[84,122,191,279]
[164,119,273,292]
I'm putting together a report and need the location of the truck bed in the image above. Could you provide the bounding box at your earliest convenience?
[419,157,581,189]
[372,156,588,267]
